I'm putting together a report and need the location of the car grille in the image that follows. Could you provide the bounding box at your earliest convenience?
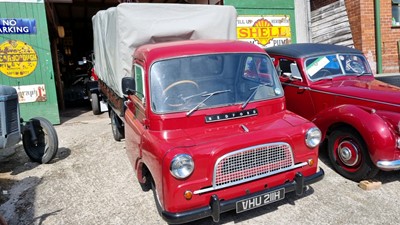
[214,142,294,188]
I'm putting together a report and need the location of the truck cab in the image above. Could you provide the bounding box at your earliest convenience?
[122,40,324,224]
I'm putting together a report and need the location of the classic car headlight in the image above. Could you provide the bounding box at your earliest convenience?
[170,154,194,179]
[305,127,322,148]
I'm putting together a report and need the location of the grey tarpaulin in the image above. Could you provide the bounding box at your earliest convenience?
[92,3,237,97]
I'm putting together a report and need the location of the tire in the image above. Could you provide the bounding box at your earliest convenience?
[139,168,151,192]
[110,110,124,141]
[22,117,59,164]
[328,127,379,181]
[91,92,101,115]
[151,178,163,217]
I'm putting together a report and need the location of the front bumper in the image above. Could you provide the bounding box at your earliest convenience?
[377,160,400,170]
[161,168,324,224]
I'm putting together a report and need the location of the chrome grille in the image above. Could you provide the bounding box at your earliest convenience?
[214,142,294,188]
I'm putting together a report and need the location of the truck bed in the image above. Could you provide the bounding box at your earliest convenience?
[92,3,237,98]
[99,79,124,117]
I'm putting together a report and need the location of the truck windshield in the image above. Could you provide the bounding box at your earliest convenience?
[305,53,372,81]
[150,53,283,114]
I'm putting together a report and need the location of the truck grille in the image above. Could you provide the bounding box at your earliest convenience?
[214,142,294,188]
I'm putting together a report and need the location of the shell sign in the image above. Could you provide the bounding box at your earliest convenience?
[237,15,291,48]
[0,40,38,78]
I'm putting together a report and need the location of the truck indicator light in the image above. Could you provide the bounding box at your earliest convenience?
[184,190,193,200]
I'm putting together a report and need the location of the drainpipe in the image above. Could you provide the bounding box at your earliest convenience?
[307,0,312,42]
[375,0,383,73]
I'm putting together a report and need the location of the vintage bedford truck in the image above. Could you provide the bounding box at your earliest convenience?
[93,4,324,224]
[267,43,400,182]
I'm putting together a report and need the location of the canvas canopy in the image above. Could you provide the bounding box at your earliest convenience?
[92,3,237,97]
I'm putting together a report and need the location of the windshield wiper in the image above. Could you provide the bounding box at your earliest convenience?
[183,91,207,101]
[186,89,231,116]
[241,83,271,109]
[356,72,367,77]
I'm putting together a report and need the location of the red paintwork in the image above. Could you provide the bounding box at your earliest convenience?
[90,68,98,81]
[124,40,321,217]
[269,53,400,168]
[134,40,264,64]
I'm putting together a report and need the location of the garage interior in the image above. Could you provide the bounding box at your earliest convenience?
[44,0,222,110]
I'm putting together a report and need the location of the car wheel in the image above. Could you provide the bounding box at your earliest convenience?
[91,92,101,115]
[110,110,124,141]
[328,127,379,181]
[22,117,59,164]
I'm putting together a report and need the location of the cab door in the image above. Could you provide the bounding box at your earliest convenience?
[125,64,147,170]
[275,57,316,120]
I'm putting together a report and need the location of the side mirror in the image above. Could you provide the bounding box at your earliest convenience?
[122,77,136,95]
[290,63,303,81]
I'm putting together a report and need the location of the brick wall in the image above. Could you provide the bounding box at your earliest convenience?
[344,0,400,73]
[380,0,400,73]
[312,0,399,73]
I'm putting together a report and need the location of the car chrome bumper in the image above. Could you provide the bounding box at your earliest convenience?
[377,160,400,170]
[161,168,324,224]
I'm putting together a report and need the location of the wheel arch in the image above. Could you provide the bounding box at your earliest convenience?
[313,104,396,164]
[136,161,152,191]
[136,156,165,212]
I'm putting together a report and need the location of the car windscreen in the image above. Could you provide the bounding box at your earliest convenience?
[150,53,283,114]
[305,53,372,81]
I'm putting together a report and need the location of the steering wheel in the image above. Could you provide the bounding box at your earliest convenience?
[312,69,332,80]
[348,61,365,74]
[162,80,199,107]
[319,69,332,76]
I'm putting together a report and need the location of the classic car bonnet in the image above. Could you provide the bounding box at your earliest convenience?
[316,78,400,106]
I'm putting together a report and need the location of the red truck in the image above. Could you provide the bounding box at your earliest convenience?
[267,43,400,182]
[93,4,324,224]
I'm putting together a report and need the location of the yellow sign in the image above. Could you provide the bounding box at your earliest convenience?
[237,16,291,48]
[0,40,38,78]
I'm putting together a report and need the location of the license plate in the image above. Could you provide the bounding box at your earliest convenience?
[236,188,285,213]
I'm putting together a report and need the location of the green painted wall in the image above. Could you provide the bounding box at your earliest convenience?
[0,1,60,124]
[225,0,297,44]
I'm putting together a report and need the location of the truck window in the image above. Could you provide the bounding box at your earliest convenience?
[150,53,283,114]
[134,65,145,99]
[189,55,223,76]
[243,56,273,83]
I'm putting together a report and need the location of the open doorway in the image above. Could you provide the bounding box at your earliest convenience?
[44,0,223,111]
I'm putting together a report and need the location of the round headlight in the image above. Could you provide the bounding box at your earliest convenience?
[305,127,322,148]
[170,154,194,179]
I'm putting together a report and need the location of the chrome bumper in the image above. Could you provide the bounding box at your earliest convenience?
[377,160,400,170]
[161,169,324,224]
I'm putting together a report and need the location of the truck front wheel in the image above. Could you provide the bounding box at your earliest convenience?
[328,127,379,181]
